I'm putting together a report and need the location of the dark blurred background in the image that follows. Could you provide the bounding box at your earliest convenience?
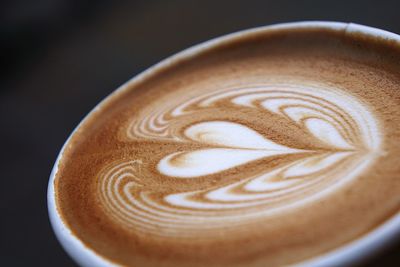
[1,0,400,266]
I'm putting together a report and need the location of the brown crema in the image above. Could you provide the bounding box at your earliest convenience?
[54,26,400,266]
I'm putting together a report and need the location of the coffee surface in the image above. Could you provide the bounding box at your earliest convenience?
[54,27,400,266]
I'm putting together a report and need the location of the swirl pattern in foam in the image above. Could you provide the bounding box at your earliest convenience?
[96,83,381,238]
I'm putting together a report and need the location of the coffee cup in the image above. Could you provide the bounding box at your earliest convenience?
[48,21,400,267]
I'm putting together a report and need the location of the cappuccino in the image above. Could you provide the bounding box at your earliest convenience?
[53,25,400,266]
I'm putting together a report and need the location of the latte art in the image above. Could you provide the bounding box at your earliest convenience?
[97,84,382,237]
[53,26,400,267]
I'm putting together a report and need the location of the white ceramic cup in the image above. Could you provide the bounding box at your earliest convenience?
[48,21,400,267]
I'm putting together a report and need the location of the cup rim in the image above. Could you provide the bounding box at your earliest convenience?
[48,20,400,267]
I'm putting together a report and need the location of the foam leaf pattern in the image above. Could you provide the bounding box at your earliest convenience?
[96,84,382,237]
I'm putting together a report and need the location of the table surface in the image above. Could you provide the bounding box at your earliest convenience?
[1,0,400,266]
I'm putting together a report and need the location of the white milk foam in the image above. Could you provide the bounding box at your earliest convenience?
[96,83,382,238]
